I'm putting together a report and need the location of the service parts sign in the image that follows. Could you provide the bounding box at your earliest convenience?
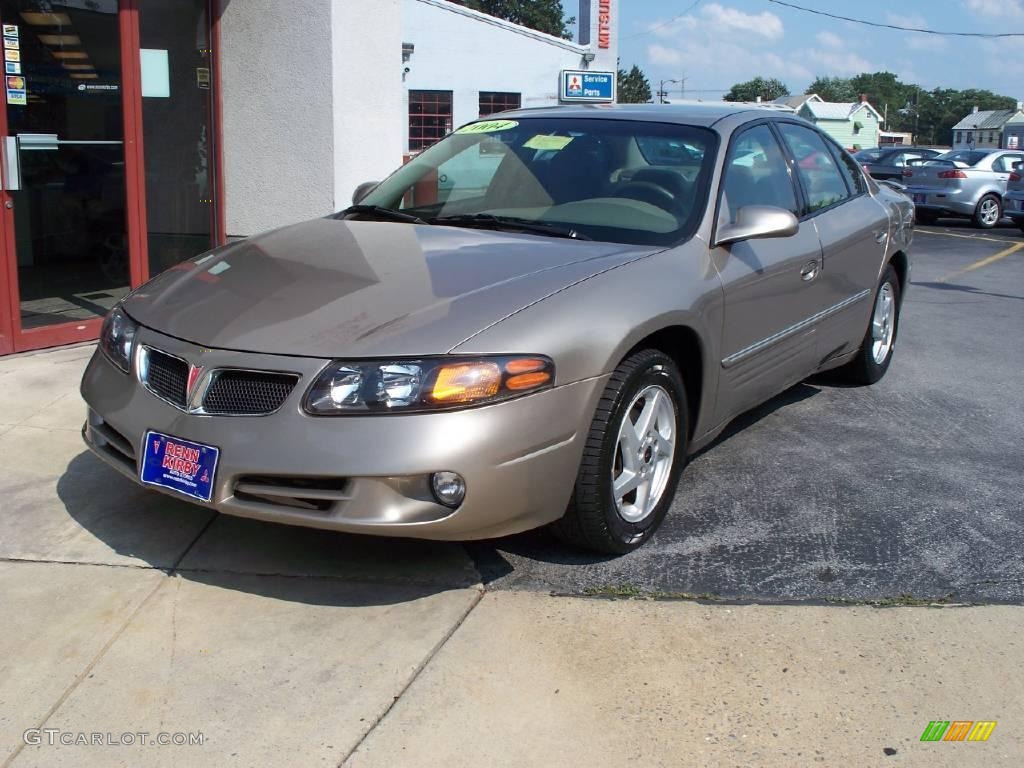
[560,70,615,103]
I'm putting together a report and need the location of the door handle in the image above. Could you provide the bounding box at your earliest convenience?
[800,260,819,282]
[874,229,888,244]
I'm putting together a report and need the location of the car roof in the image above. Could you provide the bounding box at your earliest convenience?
[492,102,792,128]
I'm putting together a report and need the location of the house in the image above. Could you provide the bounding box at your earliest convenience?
[798,95,883,150]
[879,130,914,146]
[952,104,1024,150]
[773,93,822,111]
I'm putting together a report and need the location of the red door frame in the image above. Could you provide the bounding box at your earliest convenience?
[0,0,222,355]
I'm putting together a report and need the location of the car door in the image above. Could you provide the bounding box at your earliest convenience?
[776,123,888,366]
[712,122,826,423]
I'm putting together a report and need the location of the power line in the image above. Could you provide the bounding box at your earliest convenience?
[766,0,1024,38]
[621,0,702,40]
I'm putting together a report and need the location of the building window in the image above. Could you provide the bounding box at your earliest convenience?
[479,91,521,117]
[956,132,962,144]
[409,90,453,152]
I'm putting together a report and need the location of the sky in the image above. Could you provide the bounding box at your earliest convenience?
[614,0,1024,101]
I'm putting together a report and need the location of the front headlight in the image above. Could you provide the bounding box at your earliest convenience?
[304,355,554,415]
[99,306,138,373]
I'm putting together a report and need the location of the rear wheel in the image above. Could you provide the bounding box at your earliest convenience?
[973,194,1001,229]
[552,349,687,554]
[838,264,901,385]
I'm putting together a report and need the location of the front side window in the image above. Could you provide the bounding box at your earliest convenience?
[359,118,718,246]
[719,124,798,227]
[778,123,851,213]
[409,90,453,152]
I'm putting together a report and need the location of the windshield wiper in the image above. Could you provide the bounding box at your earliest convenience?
[338,205,427,225]
[429,214,591,240]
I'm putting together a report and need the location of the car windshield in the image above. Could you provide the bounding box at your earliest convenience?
[356,118,718,246]
[928,150,989,168]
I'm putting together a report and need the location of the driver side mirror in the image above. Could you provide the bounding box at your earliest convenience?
[352,181,380,205]
[715,205,799,247]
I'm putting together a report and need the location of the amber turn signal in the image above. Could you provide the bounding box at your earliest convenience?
[430,362,502,403]
[506,371,552,390]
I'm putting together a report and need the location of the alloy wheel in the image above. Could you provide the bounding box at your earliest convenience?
[871,282,896,364]
[612,384,676,523]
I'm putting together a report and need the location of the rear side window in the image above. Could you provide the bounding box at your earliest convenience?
[719,124,799,226]
[778,123,851,213]
[827,139,868,195]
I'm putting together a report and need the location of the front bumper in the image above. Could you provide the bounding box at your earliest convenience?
[1003,192,1024,220]
[80,326,606,540]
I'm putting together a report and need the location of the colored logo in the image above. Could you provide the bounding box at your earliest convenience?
[920,721,996,742]
[6,75,24,90]
[567,75,582,95]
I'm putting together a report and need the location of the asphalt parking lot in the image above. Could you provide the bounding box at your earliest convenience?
[468,220,1024,603]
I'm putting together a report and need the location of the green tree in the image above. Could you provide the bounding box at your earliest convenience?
[457,0,574,38]
[723,77,789,103]
[617,64,652,104]
[806,76,856,103]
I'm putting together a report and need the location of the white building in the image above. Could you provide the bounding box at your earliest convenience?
[0,0,620,355]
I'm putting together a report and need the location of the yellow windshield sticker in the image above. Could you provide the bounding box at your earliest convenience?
[524,134,574,151]
[456,119,519,134]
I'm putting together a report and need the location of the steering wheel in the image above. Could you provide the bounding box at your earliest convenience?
[613,181,677,214]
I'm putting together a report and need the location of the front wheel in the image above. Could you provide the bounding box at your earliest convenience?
[838,264,901,385]
[552,349,687,554]
[973,194,1001,229]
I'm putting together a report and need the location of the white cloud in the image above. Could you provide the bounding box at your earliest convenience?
[815,31,843,49]
[806,48,873,75]
[647,43,683,67]
[700,3,784,40]
[965,0,1024,17]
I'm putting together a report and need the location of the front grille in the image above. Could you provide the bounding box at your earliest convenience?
[202,370,298,415]
[145,349,188,407]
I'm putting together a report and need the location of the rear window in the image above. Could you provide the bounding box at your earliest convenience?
[930,150,989,167]
[854,149,886,162]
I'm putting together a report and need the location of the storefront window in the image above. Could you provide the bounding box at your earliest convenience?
[139,0,218,276]
[409,90,452,152]
[479,91,520,117]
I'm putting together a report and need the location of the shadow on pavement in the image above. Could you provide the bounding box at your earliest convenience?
[912,280,1024,302]
[466,381,825,584]
[56,452,481,607]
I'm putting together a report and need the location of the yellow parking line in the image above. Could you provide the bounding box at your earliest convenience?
[937,241,1024,283]
[916,229,1018,245]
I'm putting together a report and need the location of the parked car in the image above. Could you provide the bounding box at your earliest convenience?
[903,148,1024,227]
[854,147,942,181]
[80,105,913,554]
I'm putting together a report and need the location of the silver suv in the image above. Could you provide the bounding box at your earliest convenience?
[903,148,1024,228]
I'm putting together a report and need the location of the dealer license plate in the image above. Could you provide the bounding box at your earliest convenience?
[140,431,219,503]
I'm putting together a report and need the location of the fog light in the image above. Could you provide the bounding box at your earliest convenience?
[431,471,466,508]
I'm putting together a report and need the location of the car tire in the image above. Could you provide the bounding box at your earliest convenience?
[551,349,687,555]
[915,210,938,226]
[973,194,1001,229]
[838,264,901,385]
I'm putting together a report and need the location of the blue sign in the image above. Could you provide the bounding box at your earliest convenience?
[560,70,615,103]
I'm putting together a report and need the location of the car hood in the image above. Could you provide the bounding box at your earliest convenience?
[123,218,656,358]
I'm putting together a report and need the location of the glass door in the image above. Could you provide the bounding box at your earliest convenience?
[0,0,138,352]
